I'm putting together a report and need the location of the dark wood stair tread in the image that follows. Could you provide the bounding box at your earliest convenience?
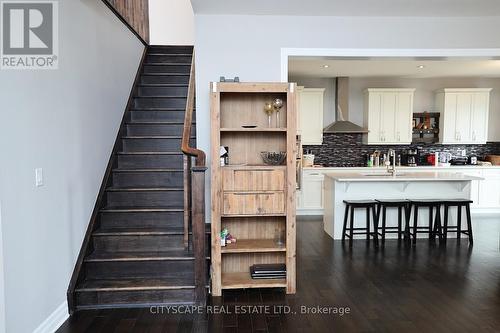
[76,278,195,292]
[105,187,183,191]
[125,121,190,125]
[142,73,190,76]
[93,227,184,236]
[85,250,195,262]
[130,107,194,111]
[112,168,183,172]
[117,151,182,155]
[138,84,189,87]
[100,207,183,213]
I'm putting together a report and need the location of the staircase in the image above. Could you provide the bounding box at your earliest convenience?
[68,45,206,311]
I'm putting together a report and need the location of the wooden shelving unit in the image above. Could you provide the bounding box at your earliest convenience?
[210,82,297,296]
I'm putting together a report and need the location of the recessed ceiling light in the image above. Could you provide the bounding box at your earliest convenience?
[417,65,425,69]
[322,64,329,68]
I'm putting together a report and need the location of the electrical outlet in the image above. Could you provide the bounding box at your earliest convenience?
[35,168,43,187]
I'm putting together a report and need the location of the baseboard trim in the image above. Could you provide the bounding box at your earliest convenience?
[33,301,68,333]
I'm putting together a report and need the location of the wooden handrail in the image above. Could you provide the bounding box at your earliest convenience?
[181,50,207,304]
[182,52,206,167]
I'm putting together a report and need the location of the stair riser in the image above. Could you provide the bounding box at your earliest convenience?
[130,110,188,122]
[148,46,193,54]
[117,154,183,169]
[134,97,186,109]
[76,289,194,308]
[143,65,191,74]
[85,260,194,280]
[146,54,192,63]
[140,75,189,85]
[122,138,193,153]
[93,234,185,252]
[126,124,193,136]
[106,190,183,208]
[112,171,184,188]
[99,211,184,230]
[137,86,188,97]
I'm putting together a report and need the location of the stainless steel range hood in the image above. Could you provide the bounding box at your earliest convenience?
[323,77,368,134]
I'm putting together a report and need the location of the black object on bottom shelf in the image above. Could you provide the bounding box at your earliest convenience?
[250,264,286,279]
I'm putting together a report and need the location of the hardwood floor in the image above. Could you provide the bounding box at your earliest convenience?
[57,216,500,332]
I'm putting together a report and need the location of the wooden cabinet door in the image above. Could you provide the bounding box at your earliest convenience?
[223,192,285,215]
[301,173,324,210]
[380,92,397,143]
[299,88,324,145]
[366,92,383,144]
[470,92,489,144]
[455,93,473,143]
[394,92,413,144]
[442,93,459,143]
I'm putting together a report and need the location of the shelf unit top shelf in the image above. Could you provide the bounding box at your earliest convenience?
[221,239,286,254]
[220,128,287,132]
[221,272,287,289]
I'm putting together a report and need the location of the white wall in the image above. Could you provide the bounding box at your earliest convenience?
[0,202,5,333]
[348,77,500,141]
[149,0,194,45]
[194,14,500,220]
[0,0,143,332]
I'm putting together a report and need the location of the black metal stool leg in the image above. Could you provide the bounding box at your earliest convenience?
[366,207,371,242]
[342,204,349,242]
[397,206,402,241]
[443,205,449,244]
[435,205,442,242]
[349,206,355,247]
[465,203,473,245]
[381,206,387,244]
[372,205,379,247]
[457,205,462,242]
[428,206,434,240]
[413,205,418,245]
[404,204,411,241]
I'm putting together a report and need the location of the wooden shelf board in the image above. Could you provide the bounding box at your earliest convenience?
[221,272,287,289]
[221,165,286,169]
[220,128,287,132]
[221,213,286,218]
[221,239,286,254]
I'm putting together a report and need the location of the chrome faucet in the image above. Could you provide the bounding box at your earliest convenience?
[386,149,397,176]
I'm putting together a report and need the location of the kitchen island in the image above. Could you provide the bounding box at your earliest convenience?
[323,172,484,239]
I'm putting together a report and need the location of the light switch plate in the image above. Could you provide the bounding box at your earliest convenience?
[35,168,43,187]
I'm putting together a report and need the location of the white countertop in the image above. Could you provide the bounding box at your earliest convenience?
[325,171,484,182]
[305,165,500,171]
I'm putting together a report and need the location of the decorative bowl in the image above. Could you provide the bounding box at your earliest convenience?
[260,151,287,165]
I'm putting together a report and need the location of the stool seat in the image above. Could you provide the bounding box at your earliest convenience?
[410,199,443,205]
[442,199,474,204]
[343,200,377,206]
[376,199,410,205]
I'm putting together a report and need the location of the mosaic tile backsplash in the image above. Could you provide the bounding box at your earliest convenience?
[303,133,500,167]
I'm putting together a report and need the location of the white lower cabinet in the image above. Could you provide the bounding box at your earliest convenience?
[297,171,324,213]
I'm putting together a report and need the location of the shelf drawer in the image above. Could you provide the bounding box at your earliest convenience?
[223,192,285,215]
[222,168,285,191]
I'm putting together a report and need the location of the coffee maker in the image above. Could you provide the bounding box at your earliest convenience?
[402,148,419,167]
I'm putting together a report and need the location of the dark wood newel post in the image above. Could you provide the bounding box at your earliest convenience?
[191,166,207,305]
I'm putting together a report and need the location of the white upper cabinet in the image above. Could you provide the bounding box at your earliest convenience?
[436,88,491,144]
[297,87,325,145]
[364,88,415,145]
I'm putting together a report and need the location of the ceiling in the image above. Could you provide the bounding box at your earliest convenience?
[190,0,500,17]
[288,58,500,78]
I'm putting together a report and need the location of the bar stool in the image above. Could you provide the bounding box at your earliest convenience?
[375,199,411,244]
[408,199,444,244]
[442,199,474,245]
[342,200,378,246]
